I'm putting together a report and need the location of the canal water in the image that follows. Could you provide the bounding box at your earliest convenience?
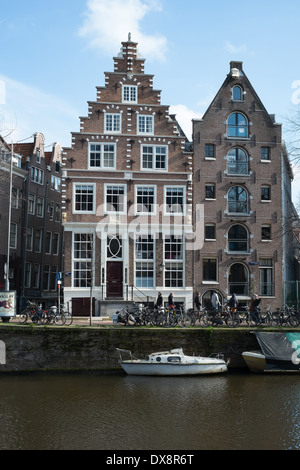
[0,371,299,450]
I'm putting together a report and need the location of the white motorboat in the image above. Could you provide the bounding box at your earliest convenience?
[116,348,229,376]
[242,351,266,373]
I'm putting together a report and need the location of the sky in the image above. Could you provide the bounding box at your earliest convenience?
[1,0,300,199]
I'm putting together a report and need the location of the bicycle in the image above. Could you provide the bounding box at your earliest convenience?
[42,307,66,326]
[270,306,299,327]
[19,301,41,324]
[59,304,73,326]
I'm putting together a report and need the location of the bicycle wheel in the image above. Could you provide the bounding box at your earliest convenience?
[270,313,280,327]
[246,313,257,327]
[226,313,240,328]
[19,309,29,324]
[202,313,213,327]
[64,314,73,326]
[288,315,299,327]
[54,313,66,325]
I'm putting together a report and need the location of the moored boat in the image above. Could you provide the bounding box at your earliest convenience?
[242,332,300,373]
[116,348,229,376]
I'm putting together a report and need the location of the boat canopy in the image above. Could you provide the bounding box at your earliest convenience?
[255,332,300,371]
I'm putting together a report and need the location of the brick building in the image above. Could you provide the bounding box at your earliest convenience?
[0,133,63,310]
[192,61,295,309]
[62,35,194,316]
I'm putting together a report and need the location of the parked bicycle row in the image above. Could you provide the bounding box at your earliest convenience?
[18,300,73,326]
[113,303,300,328]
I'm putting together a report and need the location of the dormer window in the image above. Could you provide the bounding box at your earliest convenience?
[232,86,243,101]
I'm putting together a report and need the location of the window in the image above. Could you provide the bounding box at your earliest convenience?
[228,225,249,252]
[73,234,93,288]
[205,144,215,159]
[227,113,249,138]
[50,266,58,291]
[25,263,31,288]
[55,203,61,221]
[141,145,167,171]
[43,265,50,291]
[165,235,184,260]
[259,259,274,296]
[107,235,122,259]
[261,225,271,241]
[46,232,52,254]
[123,85,137,103]
[34,229,42,252]
[227,148,248,175]
[228,263,249,296]
[53,233,60,255]
[36,197,44,217]
[31,167,44,185]
[138,115,154,134]
[232,86,243,101]
[228,186,249,214]
[135,235,154,287]
[205,184,216,200]
[203,259,217,282]
[51,175,61,191]
[26,227,33,251]
[105,185,126,213]
[164,236,184,288]
[89,143,116,169]
[261,185,271,201]
[33,264,40,289]
[12,187,19,209]
[10,223,17,249]
[205,224,216,240]
[261,147,270,161]
[105,113,121,133]
[28,194,35,214]
[74,184,95,213]
[165,187,185,214]
[136,186,156,214]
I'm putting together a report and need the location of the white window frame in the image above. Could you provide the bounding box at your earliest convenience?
[88,142,116,170]
[135,235,155,288]
[104,113,122,133]
[104,184,127,215]
[122,85,137,103]
[164,186,186,215]
[31,167,44,185]
[72,233,93,289]
[137,115,154,135]
[10,223,17,249]
[73,183,96,214]
[135,185,157,215]
[141,145,168,171]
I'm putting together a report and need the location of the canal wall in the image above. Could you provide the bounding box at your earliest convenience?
[0,324,261,373]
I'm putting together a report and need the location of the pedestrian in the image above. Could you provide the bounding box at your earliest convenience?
[249,294,262,323]
[211,291,220,312]
[168,292,175,310]
[155,292,163,310]
[228,293,238,312]
[194,292,201,312]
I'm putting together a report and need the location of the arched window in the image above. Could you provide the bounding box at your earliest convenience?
[228,225,249,252]
[232,86,243,101]
[202,290,224,309]
[228,263,249,296]
[227,148,248,175]
[227,112,248,138]
[228,186,249,214]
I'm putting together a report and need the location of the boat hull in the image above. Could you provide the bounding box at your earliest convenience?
[242,352,266,373]
[120,361,228,376]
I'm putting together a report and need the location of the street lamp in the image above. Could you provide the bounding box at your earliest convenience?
[5,141,13,291]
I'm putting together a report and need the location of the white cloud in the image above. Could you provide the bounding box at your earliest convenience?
[0,74,78,146]
[225,41,247,55]
[169,104,202,141]
[79,0,168,61]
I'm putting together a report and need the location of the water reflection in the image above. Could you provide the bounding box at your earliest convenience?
[0,373,299,450]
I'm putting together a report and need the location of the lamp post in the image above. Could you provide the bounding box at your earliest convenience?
[5,141,13,291]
